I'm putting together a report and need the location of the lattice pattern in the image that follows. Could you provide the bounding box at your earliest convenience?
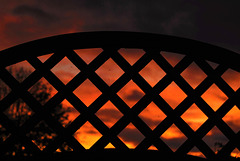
[0,32,240,160]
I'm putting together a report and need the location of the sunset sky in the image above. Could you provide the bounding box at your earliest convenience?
[5,48,240,158]
[1,0,240,158]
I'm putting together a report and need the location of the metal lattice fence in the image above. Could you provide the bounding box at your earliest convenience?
[0,32,240,160]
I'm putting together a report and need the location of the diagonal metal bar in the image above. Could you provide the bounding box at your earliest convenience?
[0,68,45,155]
[26,53,89,152]
[174,62,236,157]
[63,48,130,150]
[88,48,164,150]
[1,32,240,159]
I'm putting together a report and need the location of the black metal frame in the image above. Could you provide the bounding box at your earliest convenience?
[0,31,240,160]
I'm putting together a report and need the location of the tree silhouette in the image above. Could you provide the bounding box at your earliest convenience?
[214,142,223,154]
[0,66,70,156]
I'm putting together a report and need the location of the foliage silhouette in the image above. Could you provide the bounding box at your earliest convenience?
[0,66,70,156]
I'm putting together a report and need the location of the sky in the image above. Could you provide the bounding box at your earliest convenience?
[1,0,240,158]
[1,0,240,53]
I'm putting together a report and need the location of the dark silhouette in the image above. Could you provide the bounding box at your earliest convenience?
[0,32,240,161]
[0,66,69,156]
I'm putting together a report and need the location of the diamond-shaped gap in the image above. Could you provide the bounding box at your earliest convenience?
[117,80,145,108]
[95,101,123,128]
[73,79,102,107]
[139,102,166,130]
[181,103,208,131]
[28,77,57,106]
[160,124,187,152]
[160,51,185,67]
[95,58,124,86]
[221,69,240,91]
[201,84,228,111]
[37,53,54,63]
[27,120,57,151]
[160,82,187,109]
[202,126,229,154]
[104,143,115,149]
[222,105,240,133]
[118,123,145,149]
[51,57,80,85]
[181,62,207,89]
[139,60,166,87]
[73,121,102,149]
[118,48,145,65]
[3,98,34,126]
[231,148,240,158]
[0,124,11,142]
[206,60,219,70]
[51,99,80,128]
[187,146,206,158]
[6,60,35,83]
[0,78,11,101]
[148,145,158,150]
[74,48,103,64]
[55,142,73,152]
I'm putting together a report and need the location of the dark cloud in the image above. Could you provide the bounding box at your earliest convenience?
[202,132,228,152]
[139,115,163,129]
[125,90,144,101]
[118,123,232,151]
[194,0,240,52]
[75,128,98,135]
[1,2,77,49]
[118,126,144,145]
[131,0,197,36]
[96,108,122,123]
[1,0,240,53]
[12,5,57,23]
[84,129,99,135]
[224,120,239,133]
[69,0,197,35]
[161,137,187,151]
[118,124,186,150]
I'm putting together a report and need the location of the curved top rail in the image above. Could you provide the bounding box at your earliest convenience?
[0,31,239,71]
[1,32,240,160]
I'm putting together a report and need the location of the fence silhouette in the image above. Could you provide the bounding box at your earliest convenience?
[0,31,240,161]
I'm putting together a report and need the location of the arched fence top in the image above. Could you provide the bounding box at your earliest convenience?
[0,31,240,72]
[1,31,240,160]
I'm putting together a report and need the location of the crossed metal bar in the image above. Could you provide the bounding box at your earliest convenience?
[0,32,240,160]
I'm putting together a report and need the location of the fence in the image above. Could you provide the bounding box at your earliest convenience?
[0,32,240,160]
